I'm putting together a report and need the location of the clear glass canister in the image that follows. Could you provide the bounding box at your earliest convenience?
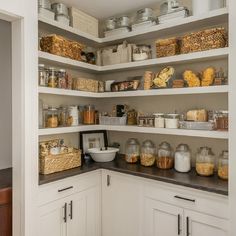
[218,150,228,180]
[57,69,67,89]
[165,114,180,129]
[125,138,140,163]
[157,142,174,169]
[44,107,59,128]
[154,113,165,128]
[174,144,191,173]
[38,64,48,87]
[67,106,78,126]
[48,67,58,88]
[58,107,67,127]
[140,140,156,167]
[216,110,228,131]
[83,105,95,125]
[196,147,215,176]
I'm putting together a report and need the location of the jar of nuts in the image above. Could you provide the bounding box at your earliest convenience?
[218,150,228,180]
[140,140,156,167]
[157,142,174,169]
[196,147,215,177]
[125,138,140,164]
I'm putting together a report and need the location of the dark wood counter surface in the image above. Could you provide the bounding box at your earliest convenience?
[0,168,12,190]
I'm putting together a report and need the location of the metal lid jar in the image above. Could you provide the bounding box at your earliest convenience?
[125,138,140,164]
[83,105,95,125]
[154,113,165,128]
[48,67,58,88]
[156,141,174,169]
[174,144,191,173]
[196,147,215,176]
[140,140,156,167]
[38,64,48,87]
[218,150,228,180]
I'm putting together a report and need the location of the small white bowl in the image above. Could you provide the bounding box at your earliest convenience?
[88,147,119,162]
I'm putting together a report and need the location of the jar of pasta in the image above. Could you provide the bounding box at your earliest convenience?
[48,67,58,88]
[125,138,140,164]
[140,140,156,167]
[157,142,174,169]
[44,107,59,128]
[218,150,228,180]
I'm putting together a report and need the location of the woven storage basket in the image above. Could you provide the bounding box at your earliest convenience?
[156,38,180,58]
[39,149,82,175]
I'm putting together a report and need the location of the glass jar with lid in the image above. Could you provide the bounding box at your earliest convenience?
[125,138,140,164]
[57,69,67,89]
[156,142,174,169]
[196,147,215,176]
[48,67,58,88]
[165,114,180,129]
[67,106,78,126]
[218,150,228,180]
[216,110,228,131]
[140,140,156,167]
[38,64,48,87]
[154,113,165,128]
[174,144,191,173]
[44,107,59,128]
[83,105,95,125]
[58,106,67,127]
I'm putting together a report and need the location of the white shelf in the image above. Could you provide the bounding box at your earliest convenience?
[38,85,229,98]
[38,125,228,139]
[39,47,229,73]
[38,8,228,46]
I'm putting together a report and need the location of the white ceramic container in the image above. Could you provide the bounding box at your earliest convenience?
[88,147,119,162]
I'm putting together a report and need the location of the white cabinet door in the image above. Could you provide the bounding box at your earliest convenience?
[67,185,101,236]
[185,210,228,236]
[39,198,67,236]
[102,171,142,236]
[144,198,184,236]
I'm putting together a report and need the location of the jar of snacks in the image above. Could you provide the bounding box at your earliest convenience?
[48,67,58,88]
[144,71,154,90]
[38,64,48,87]
[216,110,228,130]
[157,142,174,169]
[58,107,67,127]
[44,107,59,128]
[67,106,78,126]
[218,150,228,180]
[83,105,95,125]
[125,138,140,164]
[174,144,191,173]
[154,113,165,128]
[140,140,156,167]
[165,114,180,129]
[57,69,67,89]
[196,147,215,176]
[78,105,84,124]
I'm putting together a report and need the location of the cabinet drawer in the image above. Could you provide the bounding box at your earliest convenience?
[38,170,101,206]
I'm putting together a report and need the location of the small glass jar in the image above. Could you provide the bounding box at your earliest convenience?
[38,64,48,87]
[218,150,228,180]
[196,147,215,176]
[67,106,78,126]
[127,110,137,125]
[157,142,174,169]
[140,140,156,167]
[83,105,95,125]
[57,69,67,89]
[174,144,191,173]
[154,113,165,128]
[58,107,67,127]
[125,138,140,164]
[216,110,228,131]
[48,67,58,88]
[44,107,59,128]
[165,114,180,129]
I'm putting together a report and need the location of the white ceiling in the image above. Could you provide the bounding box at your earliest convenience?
[54,0,162,19]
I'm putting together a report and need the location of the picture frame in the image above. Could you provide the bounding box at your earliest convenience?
[79,130,108,154]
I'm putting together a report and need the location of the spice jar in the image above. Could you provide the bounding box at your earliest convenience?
[196,147,215,176]
[58,107,67,127]
[140,140,156,167]
[83,105,95,125]
[38,64,48,87]
[67,106,78,126]
[174,144,191,173]
[125,138,140,163]
[44,107,59,128]
[218,150,228,180]
[216,111,228,130]
[165,114,180,129]
[157,142,174,169]
[48,67,58,88]
[154,113,165,128]
[57,69,67,89]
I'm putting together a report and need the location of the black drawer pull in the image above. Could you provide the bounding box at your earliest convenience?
[63,203,67,223]
[178,214,181,235]
[107,175,111,186]
[58,186,74,192]
[186,217,190,236]
[174,195,196,203]
[69,200,73,220]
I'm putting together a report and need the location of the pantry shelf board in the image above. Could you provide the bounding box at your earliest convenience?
[38,125,228,139]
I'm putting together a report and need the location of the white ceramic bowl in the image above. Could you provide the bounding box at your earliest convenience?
[88,147,119,162]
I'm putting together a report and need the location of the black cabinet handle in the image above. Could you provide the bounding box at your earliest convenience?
[178,214,181,235]
[174,195,196,203]
[107,175,111,186]
[186,217,190,236]
[63,203,67,223]
[69,200,73,220]
[58,186,73,192]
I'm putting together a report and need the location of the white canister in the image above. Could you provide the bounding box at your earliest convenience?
[192,0,224,16]
[165,114,180,129]
[68,106,78,126]
[105,80,115,92]
[174,144,191,173]
[154,113,165,128]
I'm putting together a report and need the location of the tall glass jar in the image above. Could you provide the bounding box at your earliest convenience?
[218,150,228,180]
[125,138,140,164]
[174,144,191,173]
[44,107,59,128]
[196,147,215,176]
[58,107,67,127]
[154,113,165,128]
[83,105,95,125]
[157,142,174,169]
[48,67,58,88]
[67,106,78,126]
[140,140,156,167]
[57,69,67,89]
[38,64,48,87]
[216,110,228,131]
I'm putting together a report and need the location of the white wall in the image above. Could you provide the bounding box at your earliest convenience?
[0,19,12,169]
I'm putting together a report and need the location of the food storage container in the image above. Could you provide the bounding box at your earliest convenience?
[117,16,130,28]
[133,45,152,61]
[125,138,140,163]
[58,107,67,127]
[127,110,137,125]
[165,114,180,129]
[38,0,51,10]
[216,110,228,130]
[105,18,117,31]
[51,3,69,16]
[55,14,70,26]
[57,69,67,89]
[38,64,48,87]
[157,142,174,169]
[140,140,156,167]
[218,150,228,180]
[144,71,154,90]
[196,147,215,176]
[83,105,95,125]
[67,106,78,126]
[179,121,215,131]
[48,67,58,88]
[138,115,155,127]
[156,38,180,58]
[136,8,154,22]
[174,144,191,173]
[44,107,59,128]
[154,113,165,128]
[78,105,84,124]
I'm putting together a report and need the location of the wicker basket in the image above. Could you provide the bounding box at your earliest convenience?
[156,38,180,58]
[72,77,99,92]
[39,149,82,175]
[40,34,84,61]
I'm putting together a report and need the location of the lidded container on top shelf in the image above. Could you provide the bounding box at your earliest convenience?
[125,138,140,164]
[156,141,174,169]
[174,144,191,173]
[140,140,156,167]
[218,150,228,180]
[196,147,215,176]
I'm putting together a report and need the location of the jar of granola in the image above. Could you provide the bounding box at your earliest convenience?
[218,150,228,180]
[125,138,140,164]
[157,142,174,169]
[140,140,156,167]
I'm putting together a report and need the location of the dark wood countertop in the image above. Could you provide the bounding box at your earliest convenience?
[39,156,228,196]
[0,168,12,190]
